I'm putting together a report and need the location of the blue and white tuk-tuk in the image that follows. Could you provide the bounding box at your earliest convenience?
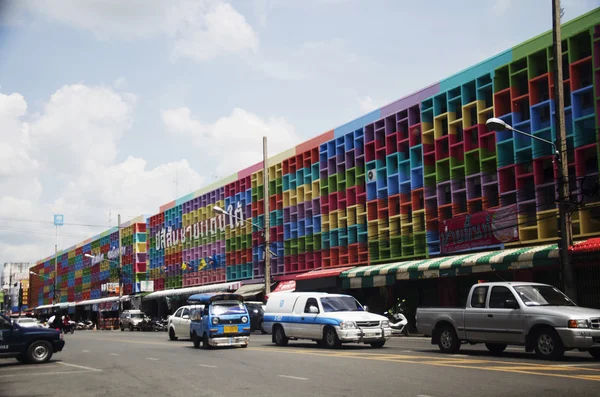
[188,293,251,349]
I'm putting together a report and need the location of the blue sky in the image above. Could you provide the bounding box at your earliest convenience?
[0,0,597,265]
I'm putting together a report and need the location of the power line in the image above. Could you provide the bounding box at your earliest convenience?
[0,217,111,228]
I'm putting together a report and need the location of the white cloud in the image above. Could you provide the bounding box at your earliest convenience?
[29,84,135,177]
[19,0,259,62]
[162,106,301,176]
[168,1,259,62]
[0,85,205,265]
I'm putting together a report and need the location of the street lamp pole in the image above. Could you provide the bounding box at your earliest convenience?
[213,205,276,296]
[551,0,576,302]
[486,117,576,300]
[118,214,123,316]
[262,137,271,296]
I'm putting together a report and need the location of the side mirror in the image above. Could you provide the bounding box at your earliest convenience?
[182,315,190,320]
[308,306,319,314]
[363,306,369,312]
[504,299,519,309]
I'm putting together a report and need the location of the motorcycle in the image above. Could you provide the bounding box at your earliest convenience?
[383,299,409,336]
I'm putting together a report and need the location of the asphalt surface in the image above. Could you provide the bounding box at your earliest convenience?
[1,331,600,397]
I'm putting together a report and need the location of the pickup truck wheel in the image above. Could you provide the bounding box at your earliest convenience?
[120,323,124,331]
[169,328,178,341]
[534,328,564,360]
[588,348,600,360]
[192,332,200,349]
[323,327,341,349]
[437,326,460,354]
[274,326,289,346]
[26,341,53,364]
[485,343,507,355]
[370,341,386,348]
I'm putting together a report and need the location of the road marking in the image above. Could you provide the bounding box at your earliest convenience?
[81,350,90,353]
[418,395,435,397]
[198,364,218,368]
[110,353,119,356]
[246,347,600,382]
[278,375,309,381]
[0,370,93,378]
[56,362,102,372]
[559,363,600,367]
[146,357,159,361]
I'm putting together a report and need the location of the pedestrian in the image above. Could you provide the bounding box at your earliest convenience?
[51,313,63,332]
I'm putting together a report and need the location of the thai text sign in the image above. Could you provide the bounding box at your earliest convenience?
[440,204,518,254]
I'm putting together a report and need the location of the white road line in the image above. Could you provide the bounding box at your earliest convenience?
[0,370,92,378]
[198,364,218,368]
[81,350,90,353]
[109,353,119,356]
[146,357,159,361]
[278,375,309,381]
[57,362,103,372]
[418,395,435,397]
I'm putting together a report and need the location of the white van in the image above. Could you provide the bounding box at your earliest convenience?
[168,304,204,340]
[262,292,392,348]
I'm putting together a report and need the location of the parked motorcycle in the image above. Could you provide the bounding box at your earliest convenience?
[383,299,409,336]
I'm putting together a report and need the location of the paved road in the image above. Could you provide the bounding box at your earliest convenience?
[1,331,599,397]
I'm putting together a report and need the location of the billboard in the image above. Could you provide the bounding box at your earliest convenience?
[440,205,519,254]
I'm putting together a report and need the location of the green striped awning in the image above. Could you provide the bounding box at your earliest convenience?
[340,244,559,289]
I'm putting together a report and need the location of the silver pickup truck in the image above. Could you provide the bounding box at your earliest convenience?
[416,282,600,360]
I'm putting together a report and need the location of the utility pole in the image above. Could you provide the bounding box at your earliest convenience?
[54,244,58,305]
[263,137,271,296]
[552,0,576,301]
[118,214,123,315]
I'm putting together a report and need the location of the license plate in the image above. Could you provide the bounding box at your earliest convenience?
[224,325,237,333]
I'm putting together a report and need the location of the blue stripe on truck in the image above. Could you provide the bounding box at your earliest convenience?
[263,315,341,326]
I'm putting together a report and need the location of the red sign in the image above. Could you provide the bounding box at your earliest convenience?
[439,205,518,254]
[272,280,296,293]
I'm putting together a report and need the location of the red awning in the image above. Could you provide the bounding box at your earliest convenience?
[569,238,600,254]
[295,267,354,281]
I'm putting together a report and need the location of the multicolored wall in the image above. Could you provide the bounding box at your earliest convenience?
[144,9,600,290]
[29,216,147,307]
[29,10,600,301]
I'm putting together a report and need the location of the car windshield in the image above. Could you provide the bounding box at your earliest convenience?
[514,285,576,307]
[320,296,364,312]
[211,301,246,316]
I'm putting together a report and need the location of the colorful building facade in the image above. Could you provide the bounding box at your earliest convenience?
[144,10,600,290]
[29,216,147,308]
[29,9,600,305]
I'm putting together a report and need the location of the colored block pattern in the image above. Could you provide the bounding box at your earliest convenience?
[29,217,147,308]
[30,9,600,300]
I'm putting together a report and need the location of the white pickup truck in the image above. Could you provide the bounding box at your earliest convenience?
[416,282,600,360]
[263,292,392,348]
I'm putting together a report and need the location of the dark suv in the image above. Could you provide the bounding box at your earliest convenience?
[245,302,266,334]
[0,313,65,364]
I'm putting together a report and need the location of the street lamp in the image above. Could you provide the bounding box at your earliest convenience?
[486,118,559,157]
[486,117,575,299]
[212,206,276,295]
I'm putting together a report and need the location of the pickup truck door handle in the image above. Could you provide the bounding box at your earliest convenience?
[487,314,493,318]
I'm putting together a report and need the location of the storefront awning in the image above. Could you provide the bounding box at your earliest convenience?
[235,284,265,298]
[142,281,241,301]
[340,244,559,289]
[569,238,600,254]
[295,267,354,281]
[76,296,130,307]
